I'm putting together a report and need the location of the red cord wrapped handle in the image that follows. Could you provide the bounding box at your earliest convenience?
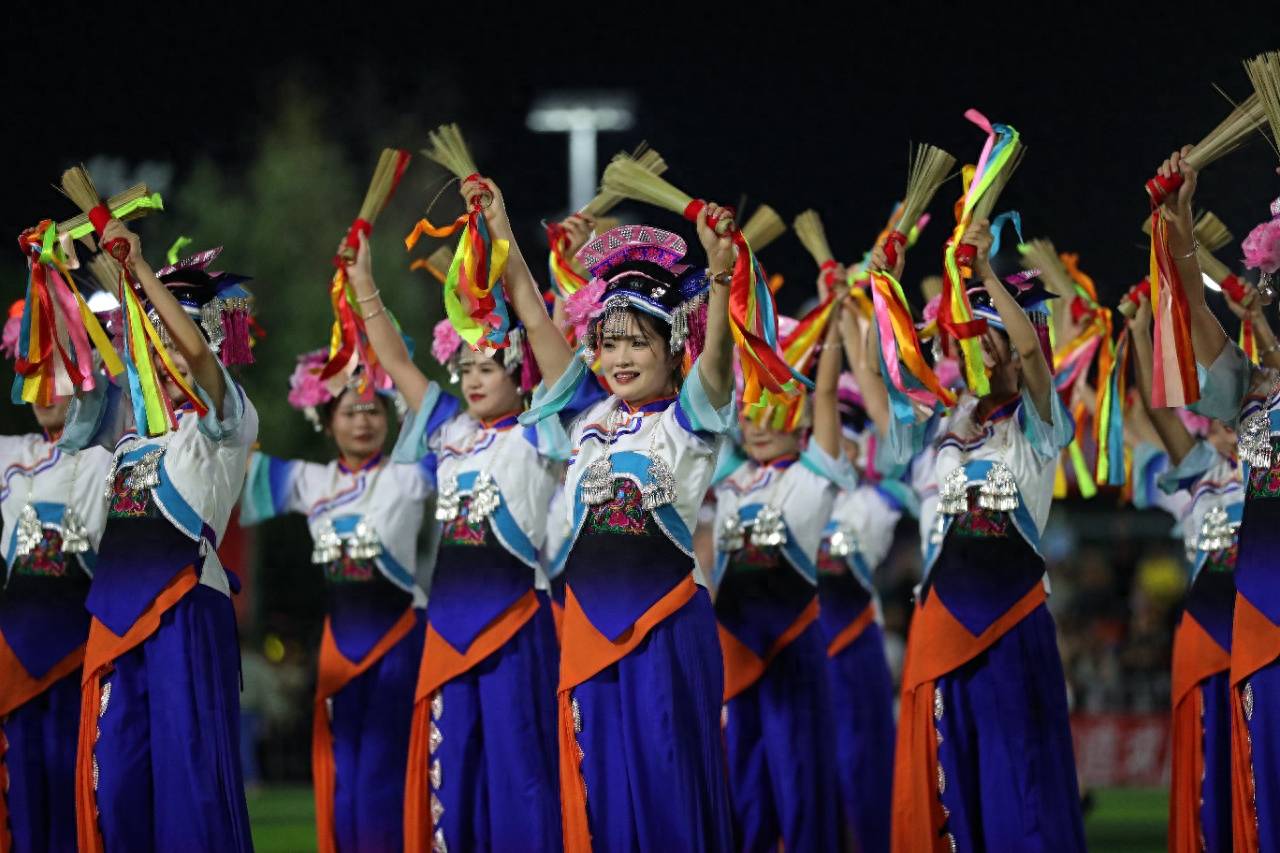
[883,230,908,270]
[1145,172,1184,206]
[682,200,735,236]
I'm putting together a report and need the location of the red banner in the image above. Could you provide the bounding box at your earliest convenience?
[1071,712,1171,787]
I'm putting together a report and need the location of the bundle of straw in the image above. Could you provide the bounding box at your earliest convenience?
[87,253,123,292]
[1197,246,1233,285]
[412,245,455,285]
[1145,93,1265,203]
[971,145,1026,224]
[339,148,412,261]
[58,183,156,235]
[580,145,667,219]
[600,157,733,234]
[1244,51,1280,156]
[741,204,786,252]
[886,144,956,265]
[1140,210,1233,252]
[422,123,479,179]
[593,216,620,234]
[1018,238,1077,299]
[793,209,834,267]
[59,166,131,261]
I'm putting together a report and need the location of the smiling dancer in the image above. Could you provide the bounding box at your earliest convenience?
[344,222,565,852]
[240,346,430,853]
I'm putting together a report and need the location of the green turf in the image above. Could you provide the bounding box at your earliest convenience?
[246,785,1171,851]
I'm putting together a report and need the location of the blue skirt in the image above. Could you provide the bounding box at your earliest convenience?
[93,584,252,852]
[2,669,80,852]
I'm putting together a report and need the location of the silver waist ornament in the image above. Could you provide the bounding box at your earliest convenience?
[1197,505,1240,554]
[311,517,343,564]
[60,508,91,554]
[938,467,971,516]
[346,521,383,561]
[467,472,502,522]
[15,504,44,558]
[124,448,164,492]
[750,505,787,548]
[826,524,858,558]
[578,404,677,512]
[1239,410,1273,470]
[717,513,745,552]
[435,476,461,522]
[977,462,1019,512]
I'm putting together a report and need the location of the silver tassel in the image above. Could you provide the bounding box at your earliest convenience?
[1239,411,1273,470]
[939,467,970,516]
[347,521,383,560]
[468,473,501,522]
[640,457,677,511]
[200,298,226,352]
[124,449,164,492]
[977,462,1019,512]
[311,518,343,564]
[435,476,461,522]
[750,505,787,548]
[827,525,857,558]
[579,457,616,506]
[929,513,947,547]
[718,513,745,552]
[60,509,90,554]
[15,504,43,558]
[1197,505,1240,554]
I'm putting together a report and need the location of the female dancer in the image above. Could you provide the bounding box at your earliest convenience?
[496,173,738,850]
[0,275,114,851]
[239,350,429,853]
[1127,290,1241,851]
[711,302,844,850]
[885,220,1085,851]
[1160,147,1280,849]
[344,226,564,852]
[60,226,257,852]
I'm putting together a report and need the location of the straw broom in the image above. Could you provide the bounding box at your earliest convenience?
[972,145,1026,224]
[741,204,786,253]
[793,209,834,267]
[59,166,134,263]
[87,253,123,292]
[58,183,156,235]
[337,148,412,261]
[885,144,956,266]
[1140,210,1233,252]
[580,145,667,219]
[411,245,455,285]
[1145,93,1265,203]
[422,123,479,179]
[600,157,734,235]
[1245,51,1280,157]
[1018,238,1077,299]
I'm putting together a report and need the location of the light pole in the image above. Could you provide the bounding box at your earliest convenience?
[527,93,636,212]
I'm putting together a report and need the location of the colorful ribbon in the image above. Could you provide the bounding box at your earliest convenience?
[63,192,164,241]
[1148,213,1199,407]
[681,200,810,416]
[406,177,512,353]
[939,112,1021,397]
[545,222,587,297]
[868,269,957,421]
[1094,326,1129,486]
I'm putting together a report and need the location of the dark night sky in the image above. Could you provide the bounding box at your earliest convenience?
[4,6,1278,315]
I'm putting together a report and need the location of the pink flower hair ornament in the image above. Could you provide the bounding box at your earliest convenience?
[287,348,405,432]
[1244,197,1280,300]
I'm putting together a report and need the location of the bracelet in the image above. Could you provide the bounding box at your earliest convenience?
[356,289,382,303]
[362,306,385,321]
[1172,240,1199,261]
[709,269,732,286]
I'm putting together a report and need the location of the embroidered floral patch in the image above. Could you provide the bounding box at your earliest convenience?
[1247,445,1280,499]
[108,468,157,519]
[1204,540,1239,574]
[12,529,68,577]
[952,505,1010,538]
[585,479,656,536]
[816,543,849,577]
[729,541,782,572]
[324,554,377,583]
[440,495,490,547]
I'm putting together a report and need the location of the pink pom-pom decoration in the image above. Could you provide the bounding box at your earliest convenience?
[287,349,335,411]
[1,314,20,360]
[432,319,464,367]
[934,357,962,390]
[1177,408,1211,438]
[565,278,607,342]
[1242,214,1280,275]
[923,294,942,325]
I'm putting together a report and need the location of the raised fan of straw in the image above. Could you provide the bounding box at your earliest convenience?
[895,144,956,233]
[971,145,1026,223]
[1140,210,1233,252]
[87,253,123,291]
[1018,238,1077,298]
[58,183,154,234]
[1245,51,1280,157]
[600,157,733,233]
[793,210,834,266]
[420,245,455,284]
[1196,245,1233,284]
[1181,93,1265,170]
[580,145,667,219]
[357,148,410,224]
[422,123,479,179]
[741,204,786,252]
[58,165,110,216]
